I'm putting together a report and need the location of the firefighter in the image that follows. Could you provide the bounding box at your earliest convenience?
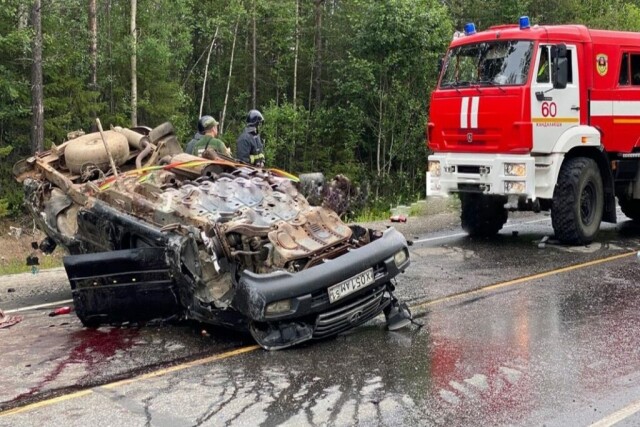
[537,49,550,82]
[236,109,265,167]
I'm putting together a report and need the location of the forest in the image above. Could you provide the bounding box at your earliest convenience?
[1,0,640,218]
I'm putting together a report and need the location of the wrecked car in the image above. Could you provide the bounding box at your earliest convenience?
[13,122,412,350]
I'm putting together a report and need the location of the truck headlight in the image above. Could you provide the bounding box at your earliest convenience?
[394,249,408,267]
[504,163,526,177]
[265,299,292,315]
[504,181,526,194]
[428,161,441,177]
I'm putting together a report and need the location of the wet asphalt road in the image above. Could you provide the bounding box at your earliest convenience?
[1,211,640,426]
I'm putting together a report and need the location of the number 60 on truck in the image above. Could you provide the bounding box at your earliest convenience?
[426,17,640,244]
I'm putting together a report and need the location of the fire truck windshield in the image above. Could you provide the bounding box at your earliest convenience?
[439,40,533,88]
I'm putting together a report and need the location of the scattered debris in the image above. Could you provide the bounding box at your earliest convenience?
[7,288,15,293]
[538,235,549,249]
[0,309,23,329]
[48,306,72,317]
[390,214,408,223]
[8,226,22,239]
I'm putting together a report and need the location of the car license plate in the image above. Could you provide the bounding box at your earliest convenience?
[328,268,375,304]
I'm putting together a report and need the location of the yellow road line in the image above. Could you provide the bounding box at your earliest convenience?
[0,390,93,418]
[412,251,636,311]
[102,345,260,389]
[1,251,636,418]
[0,345,260,418]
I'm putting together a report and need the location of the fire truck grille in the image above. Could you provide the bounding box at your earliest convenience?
[457,165,481,174]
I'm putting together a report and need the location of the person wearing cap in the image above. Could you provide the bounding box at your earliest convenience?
[236,109,265,166]
[185,115,207,155]
[191,116,231,157]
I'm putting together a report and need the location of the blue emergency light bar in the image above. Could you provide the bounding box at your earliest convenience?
[519,16,530,29]
[464,22,476,36]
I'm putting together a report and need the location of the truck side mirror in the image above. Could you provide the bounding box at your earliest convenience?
[553,44,568,59]
[553,57,568,89]
[551,44,568,89]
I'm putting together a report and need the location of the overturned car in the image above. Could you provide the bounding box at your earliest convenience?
[13,123,412,350]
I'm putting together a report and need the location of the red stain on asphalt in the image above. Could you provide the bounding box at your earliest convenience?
[8,328,139,403]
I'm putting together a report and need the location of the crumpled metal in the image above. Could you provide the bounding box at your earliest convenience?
[0,309,22,329]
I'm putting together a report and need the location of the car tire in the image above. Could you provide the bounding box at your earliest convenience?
[551,157,603,245]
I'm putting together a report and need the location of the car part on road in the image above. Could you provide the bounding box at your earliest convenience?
[0,310,22,329]
[47,306,72,317]
[14,122,412,350]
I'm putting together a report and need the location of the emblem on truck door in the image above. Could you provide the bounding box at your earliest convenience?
[467,132,473,143]
[596,54,608,76]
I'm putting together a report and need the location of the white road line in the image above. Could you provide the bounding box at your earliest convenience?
[590,398,640,427]
[412,217,551,244]
[4,299,74,314]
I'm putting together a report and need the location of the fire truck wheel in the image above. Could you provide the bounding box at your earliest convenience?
[460,193,508,237]
[551,157,603,245]
[618,196,640,221]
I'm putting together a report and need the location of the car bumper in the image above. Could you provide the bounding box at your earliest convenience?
[233,227,410,322]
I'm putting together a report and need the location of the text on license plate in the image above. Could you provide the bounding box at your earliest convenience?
[328,268,375,304]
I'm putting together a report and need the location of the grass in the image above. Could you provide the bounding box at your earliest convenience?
[0,254,64,276]
[352,206,391,222]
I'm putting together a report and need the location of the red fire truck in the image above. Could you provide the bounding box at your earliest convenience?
[426,17,640,244]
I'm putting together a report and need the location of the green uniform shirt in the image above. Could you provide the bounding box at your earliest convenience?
[193,136,229,156]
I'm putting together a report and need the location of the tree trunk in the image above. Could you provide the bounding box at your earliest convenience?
[290,0,300,169]
[221,19,239,134]
[313,0,324,105]
[199,27,219,118]
[130,0,137,127]
[292,0,299,107]
[30,0,44,154]
[252,1,257,109]
[18,3,29,29]
[376,80,384,178]
[107,0,114,113]
[89,0,98,124]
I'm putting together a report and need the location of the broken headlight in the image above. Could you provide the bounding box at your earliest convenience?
[265,299,292,316]
[393,249,408,267]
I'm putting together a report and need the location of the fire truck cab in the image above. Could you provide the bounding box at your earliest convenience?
[426,17,640,244]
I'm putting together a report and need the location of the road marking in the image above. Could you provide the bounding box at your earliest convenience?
[101,345,260,389]
[0,390,93,417]
[412,217,550,244]
[590,398,640,427]
[4,299,74,314]
[0,345,260,418]
[412,251,636,311]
